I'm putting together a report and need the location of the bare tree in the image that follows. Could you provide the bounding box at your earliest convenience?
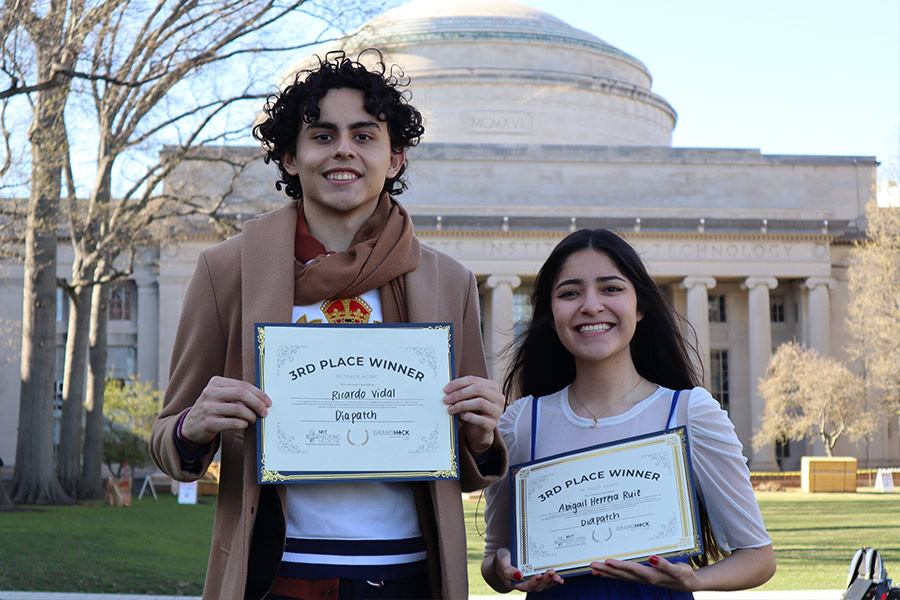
[5,0,127,505]
[754,341,878,457]
[58,0,394,499]
[80,277,109,498]
[0,317,19,510]
[63,0,340,499]
[847,197,900,435]
[57,0,288,496]
[2,0,273,503]
[4,0,395,503]
[0,476,10,510]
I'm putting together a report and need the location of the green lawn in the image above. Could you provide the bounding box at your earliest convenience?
[0,489,897,595]
[0,493,215,596]
[465,490,900,595]
[748,491,900,590]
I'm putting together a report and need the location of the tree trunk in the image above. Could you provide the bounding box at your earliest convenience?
[890,415,900,464]
[79,279,110,499]
[11,80,72,505]
[57,285,91,495]
[0,479,12,511]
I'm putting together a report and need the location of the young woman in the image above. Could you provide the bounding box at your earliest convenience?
[482,229,775,599]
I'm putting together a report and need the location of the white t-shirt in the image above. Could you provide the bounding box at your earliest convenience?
[280,290,423,577]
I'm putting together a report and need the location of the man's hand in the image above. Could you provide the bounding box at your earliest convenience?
[443,375,504,453]
[180,376,272,446]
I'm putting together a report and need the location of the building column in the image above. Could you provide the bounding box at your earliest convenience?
[135,273,159,388]
[743,276,780,471]
[681,276,716,389]
[481,274,521,381]
[803,277,837,457]
[804,277,836,355]
[791,281,809,347]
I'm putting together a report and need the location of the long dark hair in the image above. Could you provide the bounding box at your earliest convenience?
[504,228,726,567]
[504,228,701,401]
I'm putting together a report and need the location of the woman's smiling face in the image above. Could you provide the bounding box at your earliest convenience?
[551,248,643,368]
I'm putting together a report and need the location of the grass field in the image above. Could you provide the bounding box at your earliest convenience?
[0,494,215,596]
[748,491,900,590]
[465,490,900,595]
[0,489,898,595]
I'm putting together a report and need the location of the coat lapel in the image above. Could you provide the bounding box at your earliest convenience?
[406,246,439,324]
[405,247,466,599]
[241,202,298,382]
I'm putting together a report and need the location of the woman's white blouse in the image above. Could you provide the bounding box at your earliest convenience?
[483,385,771,556]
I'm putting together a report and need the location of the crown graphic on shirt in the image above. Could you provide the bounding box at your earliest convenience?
[320,297,373,324]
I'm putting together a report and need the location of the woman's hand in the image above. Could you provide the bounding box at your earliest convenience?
[590,555,699,592]
[491,548,564,593]
[591,546,776,592]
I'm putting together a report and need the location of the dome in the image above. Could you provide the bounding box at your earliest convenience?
[300,0,677,146]
[357,0,646,72]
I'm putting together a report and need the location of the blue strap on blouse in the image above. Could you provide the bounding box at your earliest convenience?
[530,389,683,462]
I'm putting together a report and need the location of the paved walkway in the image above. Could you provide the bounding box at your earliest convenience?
[0,591,846,600]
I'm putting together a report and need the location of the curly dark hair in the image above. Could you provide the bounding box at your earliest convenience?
[252,49,424,199]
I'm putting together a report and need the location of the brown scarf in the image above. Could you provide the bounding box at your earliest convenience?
[293,193,421,324]
[294,195,439,596]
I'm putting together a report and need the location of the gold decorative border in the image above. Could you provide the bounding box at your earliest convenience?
[512,428,701,575]
[255,322,459,483]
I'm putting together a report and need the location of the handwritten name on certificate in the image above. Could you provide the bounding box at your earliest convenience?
[511,428,701,578]
[254,323,458,483]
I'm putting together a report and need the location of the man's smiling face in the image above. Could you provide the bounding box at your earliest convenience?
[283,87,404,226]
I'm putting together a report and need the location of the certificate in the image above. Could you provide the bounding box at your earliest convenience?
[254,323,458,483]
[510,428,701,577]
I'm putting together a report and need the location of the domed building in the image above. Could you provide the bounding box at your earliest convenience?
[271,0,881,472]
[0,0,887,474]
[336,0,676,147]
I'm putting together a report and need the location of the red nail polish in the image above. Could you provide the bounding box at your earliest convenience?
[535,575,543,581]
[514,571,522,581]
[648,555,660,565]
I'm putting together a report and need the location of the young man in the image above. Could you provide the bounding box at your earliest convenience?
[149,52,508,600]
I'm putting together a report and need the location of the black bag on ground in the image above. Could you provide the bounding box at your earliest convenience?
[843,547,891,600]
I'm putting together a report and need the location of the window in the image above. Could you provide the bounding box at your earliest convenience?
[57,288,69,322]
[108,284,133,321]
[775,435,791,460]
[54,345,66,412]
[107,346,137,382]
[708,294,726,323]
[512,286,534,339]
[709,349,730,412]
[53,346,65,453]
[53,381,64,412]
[770,294,785,323]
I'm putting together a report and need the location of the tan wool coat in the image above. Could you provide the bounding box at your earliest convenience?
[150,202,507,600]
